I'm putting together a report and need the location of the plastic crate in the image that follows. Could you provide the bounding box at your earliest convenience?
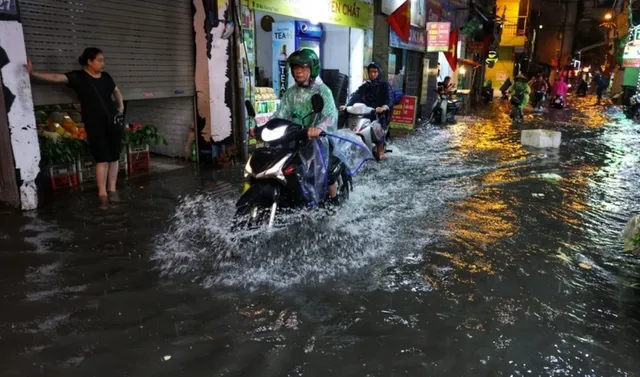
[47,164,78,190]
[118,149,128,174]
[76,155,96,183]
[127,144,150,174]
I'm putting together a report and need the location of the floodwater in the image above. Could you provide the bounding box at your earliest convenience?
[1,97,639,376]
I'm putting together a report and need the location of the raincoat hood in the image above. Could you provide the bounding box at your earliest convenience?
[367,62,384,83]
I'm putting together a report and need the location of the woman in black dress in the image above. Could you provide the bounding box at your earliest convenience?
[27,48,124,206]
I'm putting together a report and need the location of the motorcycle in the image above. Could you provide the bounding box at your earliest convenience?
[429,89,459,125]
[510,90,525,121]
[234,94,351,230]
[550,95,565,109]
[625,93,640,120]
[342,103,390,160]
[532,90,546,111]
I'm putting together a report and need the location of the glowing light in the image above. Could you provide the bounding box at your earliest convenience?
[604,13,612,21]
[460,67,467,74]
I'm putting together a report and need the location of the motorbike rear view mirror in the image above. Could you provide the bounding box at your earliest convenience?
[311,94,324,114]
[245,100,256,118]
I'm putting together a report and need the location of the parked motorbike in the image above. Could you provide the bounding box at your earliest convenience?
[429,89,459,125]
[341,104,390,160]
[625,93,640,120]
[550,95,565,109]
[532,90,546,111]
[234,94,351,230]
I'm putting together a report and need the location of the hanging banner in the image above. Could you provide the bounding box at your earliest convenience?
[389,26,427,52]
[427,22,451,52]
[381,0,426,28]
[390,96,417,131]
[248,0,373,29]
[427,0,441,22]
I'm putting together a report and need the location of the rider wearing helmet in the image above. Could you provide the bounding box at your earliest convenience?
[271,48,340,202]
[509,73,531,118]
[340,62,394,160]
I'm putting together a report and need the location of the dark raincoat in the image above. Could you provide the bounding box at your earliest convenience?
[346,62,395,130]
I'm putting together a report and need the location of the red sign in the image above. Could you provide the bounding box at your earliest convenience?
[390,96,417,130]
[427,22,450,52]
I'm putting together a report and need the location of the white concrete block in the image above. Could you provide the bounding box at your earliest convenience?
[521,129,562,149]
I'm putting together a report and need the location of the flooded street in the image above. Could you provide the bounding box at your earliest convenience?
[1,98,639,376]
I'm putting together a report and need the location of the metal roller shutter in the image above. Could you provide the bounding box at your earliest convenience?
[405,50,422,98]
[125,97,195,158]
[21,0,195,105]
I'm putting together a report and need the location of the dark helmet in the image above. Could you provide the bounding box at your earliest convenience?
[287,48,321,79]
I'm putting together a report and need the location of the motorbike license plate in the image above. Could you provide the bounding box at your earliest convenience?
[242,182,250,194]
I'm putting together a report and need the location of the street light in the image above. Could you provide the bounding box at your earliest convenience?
[539,24,543,29]
[604,13,612,21]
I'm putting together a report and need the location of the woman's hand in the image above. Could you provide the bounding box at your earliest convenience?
[339,105,346,111]
[307,127,323,139]
[25,57,33,75]
[375,106,385,114]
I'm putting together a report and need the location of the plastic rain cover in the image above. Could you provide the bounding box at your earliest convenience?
[328,129,374,176]
[298,138,329,206]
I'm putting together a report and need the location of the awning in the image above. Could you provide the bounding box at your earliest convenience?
[458,58,481,67]
[578,41,610,53]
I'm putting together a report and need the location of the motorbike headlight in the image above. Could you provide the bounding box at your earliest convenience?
[244,156,253,178]
[261,126,288,142]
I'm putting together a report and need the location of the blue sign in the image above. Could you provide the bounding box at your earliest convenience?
[0,0,17,15]
[296,21,323,39]
[389,27,426,52]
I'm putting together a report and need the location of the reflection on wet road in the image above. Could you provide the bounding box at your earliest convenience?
[1,97,639,376]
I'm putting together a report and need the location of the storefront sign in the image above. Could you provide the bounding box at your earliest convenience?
[381,0,426,28]
[390,96,417,131]
[622,41,640,68]
[0,0,17,15]
[272,22,295,98]
[427,0,441,22]
[247,0,373,29]
[389,27,426,52]
[427,22,450,52]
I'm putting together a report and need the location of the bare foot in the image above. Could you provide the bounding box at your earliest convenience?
[107,191,121,203]
[99,195,109,210]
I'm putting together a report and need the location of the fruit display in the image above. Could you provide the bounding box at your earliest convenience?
[255,87,277,101]
[36,104,86,140]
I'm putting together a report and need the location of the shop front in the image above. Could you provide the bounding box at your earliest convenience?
[240,0,373,147]
[17,0,194,190]
[388,27,426,130]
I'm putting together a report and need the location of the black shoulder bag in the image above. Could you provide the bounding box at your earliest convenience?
[88,75,124,129]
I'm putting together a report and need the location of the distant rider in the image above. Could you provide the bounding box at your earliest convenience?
[340,62,394,160]
[529,73,548,108]
[271,49,340,203]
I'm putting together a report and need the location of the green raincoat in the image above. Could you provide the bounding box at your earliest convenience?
[272,77,338,132]
[270,77,338,206]
[509,81,531,109]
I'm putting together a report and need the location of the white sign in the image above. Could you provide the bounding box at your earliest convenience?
[381,0,426,28]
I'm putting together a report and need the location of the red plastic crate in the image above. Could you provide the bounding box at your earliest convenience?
[48,164,78,190]
[128,151,150,174]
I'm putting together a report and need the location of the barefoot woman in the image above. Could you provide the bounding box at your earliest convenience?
[27,48,124,206]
